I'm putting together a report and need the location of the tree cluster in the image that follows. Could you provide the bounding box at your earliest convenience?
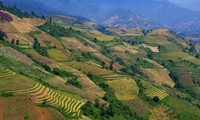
[33,38,48,57]
[0,2,37,18]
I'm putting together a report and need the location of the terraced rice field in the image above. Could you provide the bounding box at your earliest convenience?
[144,87,168,100]
[144,36,172,45]
[10,83,85,117]
[102,74,126,80]
[107,77,139,100]
[0,69,16,78]
[144,68,175,87]
[18,44,32,49]
[68,61,113,76]
[84,32,116,41]
[150,104,178,120]
[158,51,200,64]
[148,29,174,37]
[47,49,70,61]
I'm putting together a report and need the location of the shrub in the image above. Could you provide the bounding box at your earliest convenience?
[0,91,13,97]
[52,68,75,78]
[65,77,82,89]
[0,30,6,41]
[33,38,48,57]
[153,96,160,102]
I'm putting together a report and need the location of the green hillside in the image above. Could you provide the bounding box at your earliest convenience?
[0,3,200,120]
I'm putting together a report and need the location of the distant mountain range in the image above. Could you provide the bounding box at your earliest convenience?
[3,0,200,36]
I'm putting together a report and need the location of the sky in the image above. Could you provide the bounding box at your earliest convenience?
[168,0,200,11]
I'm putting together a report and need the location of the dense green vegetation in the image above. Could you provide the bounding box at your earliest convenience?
[38,22,80,38]
[136,58,154,68]
[85,73,141,119]
[192,68,200,79]
[52,68,75,78]
[28,31,41,39]
[97,25,113,35]
[0,30,7,41]
[33,38,49,57]
[65,77,82,89]
[0,1,37,18]
[81,52,102,63]
[82,88,140,120]
[0,55,47,79]
[0,91,13,97]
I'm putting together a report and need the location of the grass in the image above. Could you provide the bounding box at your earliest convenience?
[0,96,65,120]
[158,44,180,52]
[158,52,188,60]
[67,61,113,76]
[24,49,56,65]
[144,86,168,100]
[191,87,200,99]
[0,69,16,78]
[123,98,149,118]
[144,36,172,45]
[106,77,139,100]
[84,32,117,41]
[111,45,138,54]
[85,60,102,68]
[18,44,32,49]
[148,29,173,37]
[47,49,70,61]
[158,51,200,64]
[144,68,175,87]
[149,104,178,120]
[102,74,126,80]
[142,44,159,53]
[10,83,85,118]
[0,55,47,79]
[61,37,96,52]
[0,73,36,91]
[163,96,200,120]
[28,31,42,39]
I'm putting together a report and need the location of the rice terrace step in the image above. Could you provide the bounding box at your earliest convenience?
[9,83,85,117]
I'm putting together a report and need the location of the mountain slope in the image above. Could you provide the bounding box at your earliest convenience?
[0,3,200,120]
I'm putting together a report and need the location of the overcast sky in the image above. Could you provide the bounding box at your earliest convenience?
[168,0,200,11]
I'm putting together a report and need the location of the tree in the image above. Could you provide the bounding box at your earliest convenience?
[147,53,153,59]
[41,15,45,20]
[153,96,160,102]
[0,30,7,41]
[11,39,15,44]
[120,68,127,73]
[109,61,114,70]
[16,40,20,45]
[31,11,36,17]
[33,38,40,49]
[94,99,100,108]
[49,17,53,24]
[66,77,82,89]
[142,29,147,36]
[101,62,106,68]
[92,38,98,43]
[33,38,48,57]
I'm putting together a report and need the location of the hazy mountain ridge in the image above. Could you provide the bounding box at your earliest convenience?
[3,0,200,33]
